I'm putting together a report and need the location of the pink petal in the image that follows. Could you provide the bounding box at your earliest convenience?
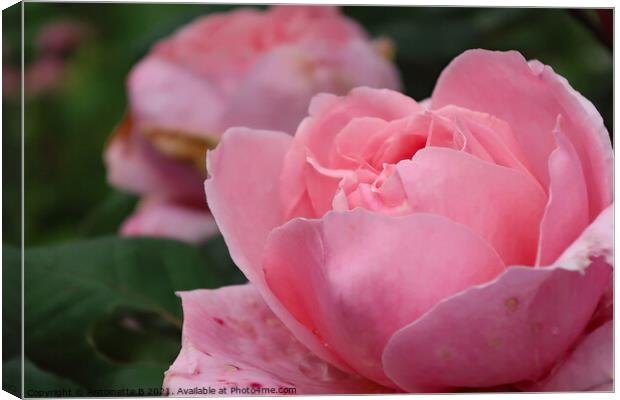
[204,127,292,280]
[152,8,265,77]
[588,282,613,331]
[521,321,612,392]
[418,98,431,109]
[530,59,613,220]
[382,205,613,392]
[332,117,390,168]
[431,50,613,218]
[369,114,430,167]
[434,105,531,174]
[262,209,506,386]
[164,284,387,395]
[302,155,346,216]
[128,57,226,137]
[266,6,366,45]
[104,116,167,196]
[397,147,547,266]
[218,47,327,135]
[220,40,400,136]
[204,128,350,371]
[536,120,589,265]
[120,198,218,244]
[279,88,419,219]
[425,113,490,161]
[555,205,613,270]
[104,115,206,202]
[297,88,421,166]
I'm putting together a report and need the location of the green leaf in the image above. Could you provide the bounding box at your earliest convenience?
[4,357,85,398]
[201,234,247,286]
[89,308,181,365]
[79,191,138,238]
[24,236,233,392]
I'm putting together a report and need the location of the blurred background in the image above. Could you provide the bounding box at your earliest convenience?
[2,3,613,396]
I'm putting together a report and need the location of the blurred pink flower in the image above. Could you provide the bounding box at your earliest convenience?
[105,5,401,243]
[3,20,90,100]
[36,20,89,58]
[24,57,65,97]
[3,65,20,99]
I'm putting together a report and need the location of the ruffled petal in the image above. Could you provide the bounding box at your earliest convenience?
[536,120,590,265]
[433,105,531,174]
[164,285,387,395]
[431,50,612,218]
[297,87,421,165]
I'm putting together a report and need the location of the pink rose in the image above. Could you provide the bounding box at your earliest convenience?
[164,49,613,393]
[104,5,400,243]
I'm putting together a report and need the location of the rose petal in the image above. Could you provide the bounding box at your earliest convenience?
[152,8,265,77]
[418,98,431,109]
[266,6,366,45]
[204,127,350,371]
[382,205,613,392]
[218,47,327,135]
[120,198,218,244]
[397,147,547,266]
[263,209,506,386]
[297,87,421,166]
[164,285,387,395]
[530,59,613,219]
[104,114,206,202]
[521,320,613,392]
[588,282,613,331]
[431,50,613,218]
[555,205,613,270]
[279,89,421,219]
[370,114,430,167]
[104,115,166,195]
[204,128,294,276]
[425,113,491,162]
[434,105,531,174]
[536,119,590,265]
[128,57,225,137]
[332,117,390,168]
[221,39,400,135]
